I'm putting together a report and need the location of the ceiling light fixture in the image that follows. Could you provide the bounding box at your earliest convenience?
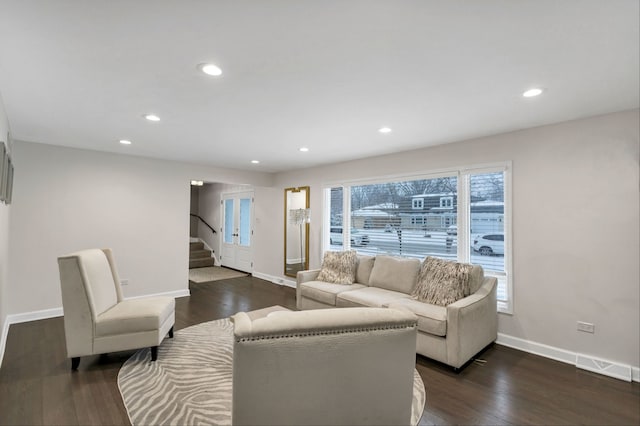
[119,139,132,145]
[251,160,260,164]
[522,88,543,98]
[299,147,309,152]
[378,127,392,134]
[190,180,204,186]
[198,63,223,77]
[144,114,161,122]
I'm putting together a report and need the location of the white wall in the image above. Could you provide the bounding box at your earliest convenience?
[8,141,273,315]
[0,93,11,362]
[265,110,640,369]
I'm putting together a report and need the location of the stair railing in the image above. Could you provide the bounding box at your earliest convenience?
[190,214,217,235]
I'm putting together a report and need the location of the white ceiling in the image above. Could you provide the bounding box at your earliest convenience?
[0,1,638,173]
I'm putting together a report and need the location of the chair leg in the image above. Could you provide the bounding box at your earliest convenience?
[71,357,80,371]
[151,346,158,361]
[169,326,174,338]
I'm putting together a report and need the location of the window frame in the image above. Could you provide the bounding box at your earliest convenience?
[322,162,513,314]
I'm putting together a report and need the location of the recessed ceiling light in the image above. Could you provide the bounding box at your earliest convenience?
[119,139,132,145]
[522,88,543,98]
[144,114,161,122]
[299,147,309,152]
[378,127,392,134]
[251,160,260,164]
[198,63,223,76]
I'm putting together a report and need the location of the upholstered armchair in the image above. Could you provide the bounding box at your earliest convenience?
[57,248,175,370]
[231,307,421,426]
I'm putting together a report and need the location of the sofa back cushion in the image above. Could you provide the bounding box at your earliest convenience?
[316,250,358,284]
[356,255,375,284]
[368,255,420,294]
[411,257,474,306]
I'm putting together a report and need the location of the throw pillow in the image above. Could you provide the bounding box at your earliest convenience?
[316,250,358,284]
[412,257,473,307]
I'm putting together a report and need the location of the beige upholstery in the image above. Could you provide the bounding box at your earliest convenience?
[336,286,411,307]
[231,307,418,426]
[297,255,498,369]
[58,248,175,369]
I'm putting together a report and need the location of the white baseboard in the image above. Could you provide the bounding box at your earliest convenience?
[497,333,638,382]
[497,333,576,365]
[7,307,64,324]
[252,271,296,288]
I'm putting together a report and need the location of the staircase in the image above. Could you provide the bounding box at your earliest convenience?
[189,242,215,269]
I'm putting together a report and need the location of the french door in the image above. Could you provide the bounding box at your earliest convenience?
[220,191,254,273]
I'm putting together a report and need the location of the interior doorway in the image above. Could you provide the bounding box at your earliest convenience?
[189,182,254,275]
[220,190,254,273]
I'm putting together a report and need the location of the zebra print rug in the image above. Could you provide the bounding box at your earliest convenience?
[117,318,426,425]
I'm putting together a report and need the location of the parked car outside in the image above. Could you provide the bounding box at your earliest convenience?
[330,226,370,246]
[472,232,504,256]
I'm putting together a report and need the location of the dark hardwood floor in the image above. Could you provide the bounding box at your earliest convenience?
[1,276,638,425]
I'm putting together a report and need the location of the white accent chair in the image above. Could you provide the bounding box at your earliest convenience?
[231,307,419,426]
[57,248,175,370]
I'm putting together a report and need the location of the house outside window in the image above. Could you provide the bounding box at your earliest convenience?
[324,164,512,313]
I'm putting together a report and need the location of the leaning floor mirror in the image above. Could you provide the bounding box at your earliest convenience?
[284,186,310,277]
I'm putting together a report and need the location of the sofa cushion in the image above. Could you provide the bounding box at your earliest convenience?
[468,264,485,294]
[337,287,411,308]
[300,281,366,306]
[95,296,175,337]
[368,255,420,294]
[356,255,375,284]
[316,250,358,284]
[385,298,447,337]
[412,257,473,307]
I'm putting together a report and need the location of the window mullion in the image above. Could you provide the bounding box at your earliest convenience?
[343,186,351,249]
[457,173,470,263]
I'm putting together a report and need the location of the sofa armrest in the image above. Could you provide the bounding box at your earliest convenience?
[296,269,321,310]
[297,269,321,284]
[445,276,498,368]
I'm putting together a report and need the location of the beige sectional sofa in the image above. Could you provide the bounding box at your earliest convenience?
[296,254,498,369]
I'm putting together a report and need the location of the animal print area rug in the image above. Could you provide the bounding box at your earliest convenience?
[117,318,426,426]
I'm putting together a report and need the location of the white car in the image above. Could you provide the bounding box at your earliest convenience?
[472,233,504,256]
[330,226,370,246]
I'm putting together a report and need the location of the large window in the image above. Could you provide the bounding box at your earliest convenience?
[324,164,512,313]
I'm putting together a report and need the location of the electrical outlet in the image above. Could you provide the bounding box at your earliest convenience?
[121,279,130,286]
[577,321,595,333]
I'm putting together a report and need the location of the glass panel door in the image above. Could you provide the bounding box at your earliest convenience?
[224,199,235,244]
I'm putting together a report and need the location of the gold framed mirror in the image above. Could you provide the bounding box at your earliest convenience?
[284,186,310,277]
